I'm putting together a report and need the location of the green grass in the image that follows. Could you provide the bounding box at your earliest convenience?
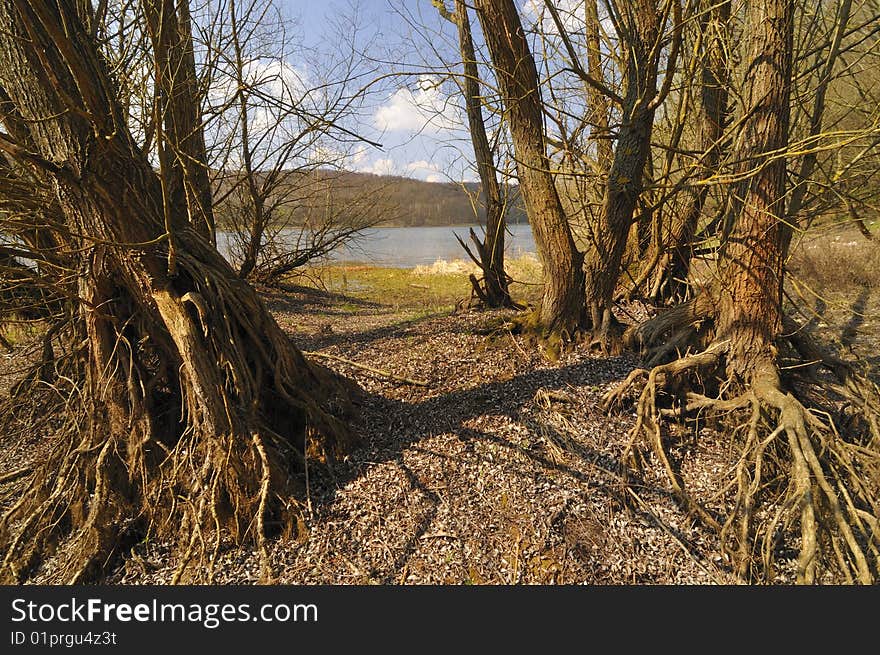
[298,254,543,314]
[0,315,44,348]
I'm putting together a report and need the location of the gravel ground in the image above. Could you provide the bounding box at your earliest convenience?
[5,274,860,585]
[104,286,749,585]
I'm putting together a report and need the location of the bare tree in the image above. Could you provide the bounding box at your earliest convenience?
[606,0,880,584]
[0,0,356,583]
[207,0,384,284]
[474,0,586,348]
[578,0,679,344]
[435,0,515,308]
[644,0,731,303]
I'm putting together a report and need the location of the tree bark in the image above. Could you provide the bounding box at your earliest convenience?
[143,0,216,243]
[715,0,793,381]
[584,0,613,177]
[649,0,731,303]
[474,0,586,337]
[0,0,354,582]
[582,0,664,339]
[453,0,513,308]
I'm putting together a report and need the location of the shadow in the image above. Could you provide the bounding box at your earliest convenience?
[841,285,870,349]
[810,296,827,327]
[299,350,726,581]
[292,310,456,352]
[260,283,382,315]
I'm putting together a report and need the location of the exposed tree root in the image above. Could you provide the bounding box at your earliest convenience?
[491,308,585,362]
[0,239,360,585]
[604,309,880,584]
[491,301,624,361]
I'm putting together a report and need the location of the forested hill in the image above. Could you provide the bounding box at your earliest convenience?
[354,172,528,227]
[213,168,528,228]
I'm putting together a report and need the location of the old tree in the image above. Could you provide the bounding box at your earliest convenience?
[0,0,357,583]
[0,0,878,585]
[470,0,879,581]
[602,0,880,582]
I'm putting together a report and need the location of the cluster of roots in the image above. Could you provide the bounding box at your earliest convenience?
[494,303,625,362]
[0,241,359,584]
[603,298,880,583]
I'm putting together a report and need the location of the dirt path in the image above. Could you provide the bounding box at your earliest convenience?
[5,247,875,584]
[93,280,740,585]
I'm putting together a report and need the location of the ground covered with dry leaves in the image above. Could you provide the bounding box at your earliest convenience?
[1,229,876,585]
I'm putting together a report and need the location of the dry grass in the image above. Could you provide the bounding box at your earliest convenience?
[790,231,880,291]
[787,226,880,364]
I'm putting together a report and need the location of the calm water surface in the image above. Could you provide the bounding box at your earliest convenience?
[219,223,536,268]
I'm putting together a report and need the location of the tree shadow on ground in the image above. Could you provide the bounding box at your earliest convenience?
[302,349,729,582]
[260,283,383,316]
[840,284,869,349]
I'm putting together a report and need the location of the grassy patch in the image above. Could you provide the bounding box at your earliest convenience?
[296,255,543,314]
[0,314,44,348]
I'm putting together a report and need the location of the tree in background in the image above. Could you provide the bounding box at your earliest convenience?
[538,0,681,347]
[474,0,586,350]
[208,0,386,284]
[435,0,515,308]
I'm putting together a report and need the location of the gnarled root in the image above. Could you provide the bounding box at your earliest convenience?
[494,308,587,361]
[603,328,880,584]
[0,242,359,584]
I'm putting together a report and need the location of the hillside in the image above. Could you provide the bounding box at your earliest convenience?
[213,168,528,229]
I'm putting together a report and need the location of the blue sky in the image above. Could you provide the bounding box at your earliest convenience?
[253,1,577,184]
[276,0,482,183]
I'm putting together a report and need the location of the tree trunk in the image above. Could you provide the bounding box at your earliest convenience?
[649,0,731,303]
[582,0,663,341]
[0,0,355,583]
[143,0,216,243]
[715,0,793,382]
[584,0,613,177]
[229,0,267,280]
[453,0,512,308]
[474,0,586,339]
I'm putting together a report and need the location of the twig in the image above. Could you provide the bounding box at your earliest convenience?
[304,350,431,387]
[0,467,31,484]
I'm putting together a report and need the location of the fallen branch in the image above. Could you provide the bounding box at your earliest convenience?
[304,350,431,387]
[0,467,31,485]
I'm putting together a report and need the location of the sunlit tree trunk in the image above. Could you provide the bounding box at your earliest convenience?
[715,0,793,382]
[475,0,586,338]
[0,0,353,583]
[143,0,216,242]
[649,0,731,303]
[453,0,513,308]
[582,0,664,342]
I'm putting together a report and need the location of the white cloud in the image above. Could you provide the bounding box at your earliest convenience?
[207,58,309,109]
[374,75,462,135]
[405,159,445,183]
[521,0,584,33]
[358,157,396,176]
[348,147,368,166]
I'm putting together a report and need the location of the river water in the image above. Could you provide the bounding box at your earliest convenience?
[218,223,536,269]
